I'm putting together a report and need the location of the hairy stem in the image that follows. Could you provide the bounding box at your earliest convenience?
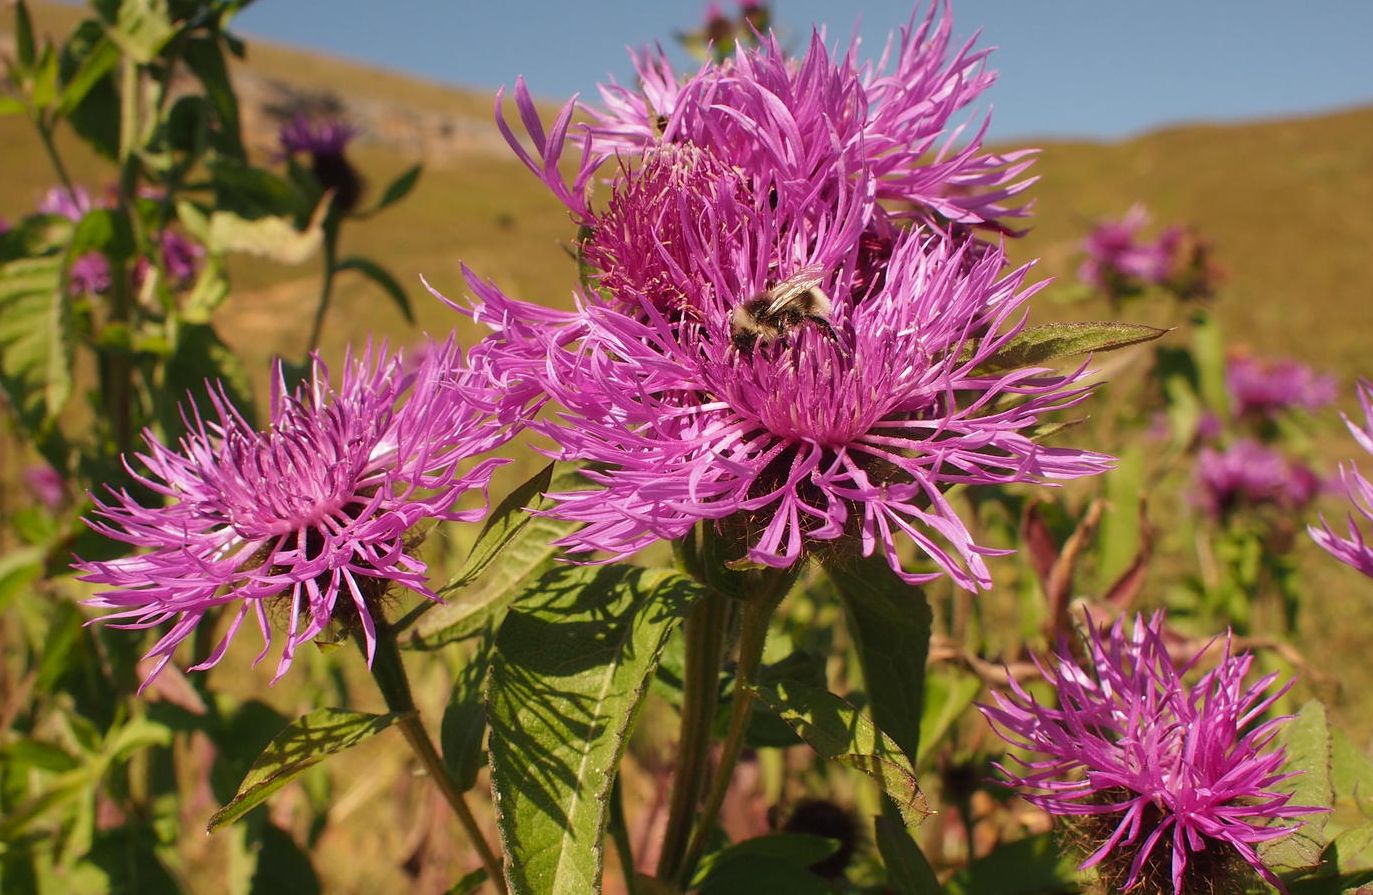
[367,627,507,894]
[676,570,793,885]
[655,587,730,881]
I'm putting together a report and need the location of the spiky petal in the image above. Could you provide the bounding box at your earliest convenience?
[75,339,515,686]
[980,613,1319,895]
[1310,380,1373,578]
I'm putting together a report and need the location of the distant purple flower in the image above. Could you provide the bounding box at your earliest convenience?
[75,340,515,686]
[69,251,112,295]
[38,185,95,221]
[1311,380,1373,578]
[1078,205,1181,292]
[24,464,66,510]
[1227,354,1337,419]
[133,229,205,290]
[278,114,363,214]
[278,114,357,157]
[981,612,1316,895]
[0,216,12,235]
[1195,439,1322,518]
[500,1,1035,236]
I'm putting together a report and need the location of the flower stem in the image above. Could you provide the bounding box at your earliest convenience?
[676,571,793,886]
[655,587,731,881]
[366,626,507,894]
[305,219,340,354]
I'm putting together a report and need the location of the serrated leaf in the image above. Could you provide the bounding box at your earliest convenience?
[487,564,703,895]
[973,321,1167,374]
[875,814,943,895]
[371,164,421,213]
[109,0,175,63]
[828,553,930,763]
[751,680,931,830]
[208,709,402,831]
[407,461,583,649]
[207,201,325,264]
[440,633,492,792]
[943,832,1077,895]
[338,256,413,323]
[1261,701,1334,873]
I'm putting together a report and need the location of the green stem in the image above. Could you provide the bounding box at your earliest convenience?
[305,220,340,354]
[676,572,792,886]
[36,121,75,195]
[655,587,730,881]
[367,628,508,895]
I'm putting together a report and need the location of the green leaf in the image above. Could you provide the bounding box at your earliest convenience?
[875,814,943,895]
[916,670,980,767]
[1,739,80,773]
[0,546,44,614]
[207,708,403,832]
[28,45,60,109]
[1333,727,1373,814]
[440,633,492,792]
[973,321,1168,374]
[1098,443,1145,585]
[751,680,930,830]
[445,868,488,895]
[337,256,413,323]
[0,95,25,116]
[694,834,837,895]
[182,35,244,157]
[827,553,930,763]
[371,164,422,213]
[15,0,36,69]
[159,322,256,436]
[487,564,703,895]
[407,461,584,649]
[1261,701,1334,873]
[1325,821,1373,876]
[56,35,119,115]
[207,203,325,264]
[0,255,69,432]
[109,0,175,63]
[209,158,309,219]
[944,833,1078,895]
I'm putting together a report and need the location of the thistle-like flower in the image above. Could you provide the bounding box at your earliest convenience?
[1078,205,1181,294]
[1310,380,1373,578]
[1227,354,1337,420]
[75,339,514,685]
[278,113,363,214]
[1194,439,1322,519]
[457,3,1109,589]
[981,613,1316,895]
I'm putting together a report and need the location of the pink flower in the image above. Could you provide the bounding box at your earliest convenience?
[76,340,517,686]
[1078,205,1182,292]
[1310,380,1373,578]
[982,613,1318,895]
[1227,354,1337,419]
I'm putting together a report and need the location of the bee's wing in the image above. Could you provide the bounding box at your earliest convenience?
[764,265,827,314]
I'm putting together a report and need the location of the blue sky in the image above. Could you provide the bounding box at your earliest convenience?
[232,1,1373,141]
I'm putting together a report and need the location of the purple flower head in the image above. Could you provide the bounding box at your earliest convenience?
[133,229,206,291]
[1078,205,1182,293]
[1194,439,1322,519]
[278,114,358,157]
[499,1,1035,238]
[455,184,1111,588]
[1310,380,1373,579]
[1227,354,1337,419]
[980,612,1318,895]
[75,339,516,687]
[38,185,95,221]
[69,251,112,295]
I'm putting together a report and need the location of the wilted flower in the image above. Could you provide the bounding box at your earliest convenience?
[1310,380,1373,579]
[459,3,1107,589]
[278,113,363,214]
[75,340,514,686]
[981,612,1316,895]
[1227,353,1337,419]
[69,251,112,295]
[1194,439,1322,519]
[1078,205,1181,294]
